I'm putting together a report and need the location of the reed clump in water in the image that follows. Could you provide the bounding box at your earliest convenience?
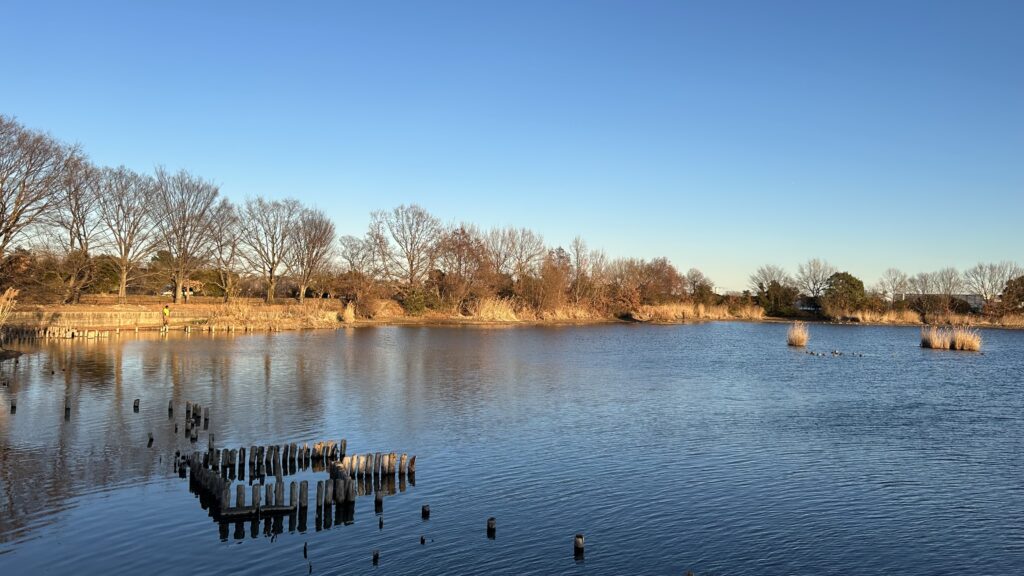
[787,321,809,347]
[920,326,981,351]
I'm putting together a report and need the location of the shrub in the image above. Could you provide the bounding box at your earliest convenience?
[787,321,809,347]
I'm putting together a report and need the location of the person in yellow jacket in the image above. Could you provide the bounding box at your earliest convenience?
[162,305,170,327]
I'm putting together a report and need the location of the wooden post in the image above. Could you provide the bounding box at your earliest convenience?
[65,400,71,420]
[147,432,154,447]
[316,481,324,508]
[265,484,273,509]
[167,400,173,416]
[334,478,345,503]
[237,485,246,509]
[133,399,140,412]
[346,477,356,502]
[487,517,496,538]
[299,480,308,508]
[374,490,383,513]
[409,455,416,474]
[399,453,408,475]
[421,504,430,519]
[574,534,585,558]
[372,550,379,566]
[325,478,334,504]
[10,400,15,414]
[289,481,297,508]
[252,485,261,511]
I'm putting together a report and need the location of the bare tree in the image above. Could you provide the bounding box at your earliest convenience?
[239,196,300,303]
[508,227,546,282]
[370,204,441,288]
[152,167,220,304]
[0,116,67,261]
[749,264,792,293]
[96,166,158,302]
[568,236,591,305]
[434,224,488,311]
[47,151,102,303]
[796,258,836,298]
[338,234,381,303]
[208,199,243,302]
[288,207,336,302]
[877,268,909,304]
[934,267,962,298]
[964,261,1023,304]
[483,227,515,277]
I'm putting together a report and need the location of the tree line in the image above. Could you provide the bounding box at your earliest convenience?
[2,115,1022,319]
[749,259,1024,318]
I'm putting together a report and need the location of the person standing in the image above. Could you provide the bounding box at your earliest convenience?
[162,305,170,328]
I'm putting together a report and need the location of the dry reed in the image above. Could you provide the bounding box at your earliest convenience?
[787,322,809,347]
[631,302,764,322]
[0,288,19,330]
[467,298,519,321]
[921,325,981,351]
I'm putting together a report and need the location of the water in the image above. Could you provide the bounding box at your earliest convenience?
[0,323,1022,575]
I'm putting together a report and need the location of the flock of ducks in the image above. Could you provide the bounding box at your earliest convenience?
[804,349,865,357]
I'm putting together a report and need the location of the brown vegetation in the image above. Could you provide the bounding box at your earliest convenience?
[628,302,764,322]
[787,322,808,347]
[921,326,982,351]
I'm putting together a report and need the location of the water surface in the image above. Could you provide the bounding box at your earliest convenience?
[1,323,1021,574]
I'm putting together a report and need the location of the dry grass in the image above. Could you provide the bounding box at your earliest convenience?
[467,298,519,321]
[787,322,809,347]
[921,326,981,351]
[539,305,601,321]
[363,299,405,319]
[631,302,764,322]
[204,301,343,330]
[846,309,921,324]
[0,288,18,330]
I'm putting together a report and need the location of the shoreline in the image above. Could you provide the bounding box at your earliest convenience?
[3,302,1019,336]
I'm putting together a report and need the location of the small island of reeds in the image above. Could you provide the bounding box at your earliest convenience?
[920,326,982,351]
[787,321,809,347]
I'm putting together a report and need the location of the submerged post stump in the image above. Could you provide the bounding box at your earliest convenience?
[421,504,430,519]
[133,399,140,412]
[574,534,585,558]
[487,517,496,539]
[299,480,308,509]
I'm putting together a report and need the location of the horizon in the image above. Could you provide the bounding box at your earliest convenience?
[3,0,1021,292]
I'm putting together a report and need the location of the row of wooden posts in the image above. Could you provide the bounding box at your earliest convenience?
[182,446,417,520]
[1,326,114,340]
[1,324,329,341]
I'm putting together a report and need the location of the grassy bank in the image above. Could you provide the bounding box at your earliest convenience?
[4,299,1024,334]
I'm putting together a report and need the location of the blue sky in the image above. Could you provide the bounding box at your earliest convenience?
[4,0,1022,291]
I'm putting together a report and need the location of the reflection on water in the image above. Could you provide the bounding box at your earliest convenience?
[1,324,1023,575]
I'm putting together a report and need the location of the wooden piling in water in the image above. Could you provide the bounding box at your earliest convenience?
[299,480,308,509]
[316,481,324,508]
[289,481,297,508]
[167,400,173,416]
[421,504,430,519]
[487,517,496,538]
[574,534,585,557]
[275,482,284,506]
[399,453,408,475]
[133,399,140,412]
[409,455,416,474]
[324,478,334,503]
[252,485,261,511]
[237,485,246,509]
[265,484,273,508]
[10,400,15,414]
[334,478,345,504]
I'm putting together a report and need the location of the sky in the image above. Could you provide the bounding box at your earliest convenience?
[3,0,1022,292]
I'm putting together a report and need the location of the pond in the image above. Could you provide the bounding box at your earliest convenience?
[1,323,1022,574]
